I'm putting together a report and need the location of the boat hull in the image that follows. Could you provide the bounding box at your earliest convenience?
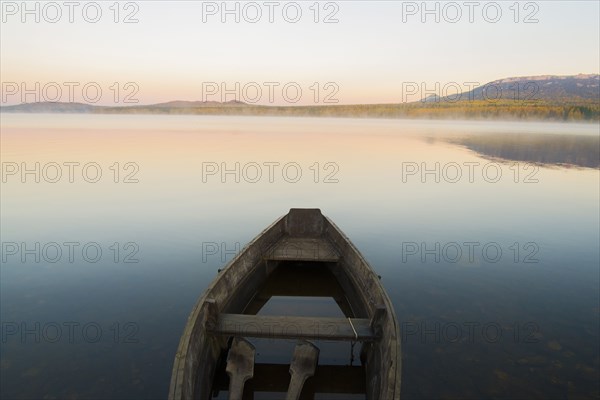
[169,209,401,399]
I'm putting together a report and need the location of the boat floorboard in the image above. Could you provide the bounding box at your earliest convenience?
[213,363,366,394]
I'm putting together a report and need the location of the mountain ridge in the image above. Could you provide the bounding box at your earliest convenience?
[2,74,598,121]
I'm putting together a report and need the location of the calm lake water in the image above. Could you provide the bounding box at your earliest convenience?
[1,114,598,399]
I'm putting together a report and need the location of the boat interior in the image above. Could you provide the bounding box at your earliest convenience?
[208,261,369,400]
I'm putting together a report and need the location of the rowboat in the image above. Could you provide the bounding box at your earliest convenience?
[169,209,401,399]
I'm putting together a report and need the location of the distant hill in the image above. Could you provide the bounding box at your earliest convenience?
[1,74,598,121]
[0,100,247,113]
[452,74,599,103]
[1,101,98,113]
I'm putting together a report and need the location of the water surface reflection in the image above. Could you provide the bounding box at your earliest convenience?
[1,115,598,399]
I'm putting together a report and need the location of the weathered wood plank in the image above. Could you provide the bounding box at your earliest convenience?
[211,314,376,341]
[225,337,255,400]
[285,208,324,237]
[286,341,320,400]
[264,237,340,262]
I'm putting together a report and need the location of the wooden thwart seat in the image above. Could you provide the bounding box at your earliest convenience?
[264,237,340,262]
[210,313,378,342]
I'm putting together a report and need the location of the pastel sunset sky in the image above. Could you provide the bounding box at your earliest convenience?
[1,0,598,105]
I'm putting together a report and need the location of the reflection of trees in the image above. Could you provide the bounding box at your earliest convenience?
[451,134,600,168]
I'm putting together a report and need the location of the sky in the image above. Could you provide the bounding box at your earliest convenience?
[1,0,599,105]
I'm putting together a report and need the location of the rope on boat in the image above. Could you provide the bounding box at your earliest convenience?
[347,317,358,340]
